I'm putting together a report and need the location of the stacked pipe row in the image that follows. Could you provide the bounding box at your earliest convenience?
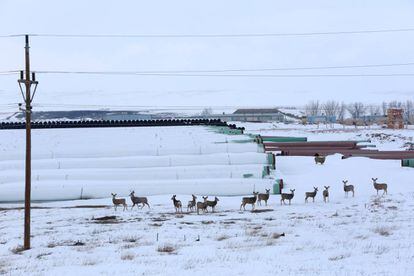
[0,119,245,131]
[0,125,274,201]
[263,140,414,160]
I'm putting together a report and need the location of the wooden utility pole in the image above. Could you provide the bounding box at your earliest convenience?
[18,35,38,250]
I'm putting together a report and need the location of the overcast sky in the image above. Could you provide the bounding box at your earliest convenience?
[1,0,414,111]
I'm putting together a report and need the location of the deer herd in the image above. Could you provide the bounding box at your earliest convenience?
[110,178,388,213]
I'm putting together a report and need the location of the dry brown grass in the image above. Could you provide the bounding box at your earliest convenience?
[271,232,285,239]
[10,245,25,254]
[329,254,350,261]
[123,236,140,243]
[36,252,52,259]
[82,259,97,266]
[216,234,230,241]
[121,252,135,260]
[373,226,392,236]
[157,244,176,254]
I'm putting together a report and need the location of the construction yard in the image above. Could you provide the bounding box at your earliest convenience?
[1,122,413,275]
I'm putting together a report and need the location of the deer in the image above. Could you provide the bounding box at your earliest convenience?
[314,154,326,165]
[205,196,219,212]
[343,180,354,197]
[257,189,271,206]
[187,194,197,212]
[171,195,182,213]
[111,193,127,211]
[196,197,208,215]
[280,189,295,205]
[240,192,259,211]
[305,187,318,203]
[372,178,388,195]
[323,186,330,203]
[129,191,150,210]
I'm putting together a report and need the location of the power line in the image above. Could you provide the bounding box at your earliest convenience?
[28,62,414,74]
[32,71,414,78]
[0,34,23,38]
[2,27,414,39]
[0,71,19,75]
[3,61,414,77]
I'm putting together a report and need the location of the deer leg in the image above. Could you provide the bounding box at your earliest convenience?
[313,197,315,203]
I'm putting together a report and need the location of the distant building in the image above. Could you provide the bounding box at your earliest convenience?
[387,108,404,129]
[306,115,336,124]
[211,108,285,122]
[102,111,153,121]
[360,115,387,124]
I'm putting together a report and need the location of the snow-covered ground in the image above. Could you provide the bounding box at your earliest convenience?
[1,123,414,275]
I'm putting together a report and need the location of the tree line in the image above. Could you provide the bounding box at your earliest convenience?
[304,100,414,122]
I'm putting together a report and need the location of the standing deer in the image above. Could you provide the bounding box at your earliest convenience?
[305,187,318,203]
[111,193,127,211]
[171,195,182,213]
[257,189,271,206]
[129,191,150,210]
[323,186,330,203]
[372,178,388,195]
[240,192,259,211]
[205,196,219,212]
[196,198,208,215]
[314,154,326,165]
[343,180,354,197]
[187,194,197,212]
[280,189,295,205]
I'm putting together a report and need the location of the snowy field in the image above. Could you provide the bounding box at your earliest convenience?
[1,123,414,275]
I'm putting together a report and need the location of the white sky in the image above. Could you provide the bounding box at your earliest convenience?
[1,0,414,111]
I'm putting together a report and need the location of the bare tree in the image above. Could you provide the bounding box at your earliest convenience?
[337,102,347,122]
[347,102,366,119]
[368,105,381,116]
[388,101,403,108]
[201,107,213,117]
[305,100,320,116]
[381,101,388,116]
[404,100,414,124]
[322,101,340,117]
